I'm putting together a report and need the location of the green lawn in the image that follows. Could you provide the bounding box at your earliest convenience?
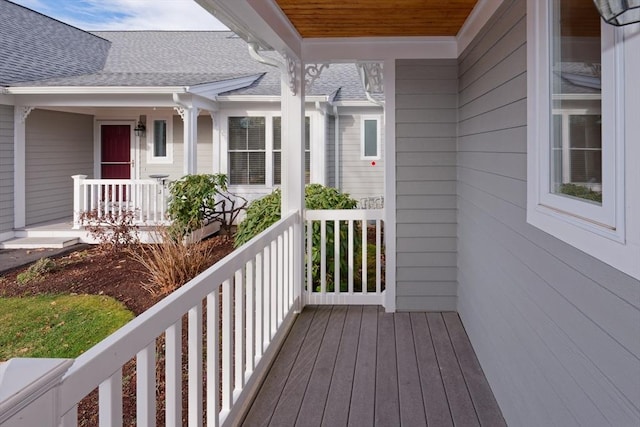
[0,294,134,361]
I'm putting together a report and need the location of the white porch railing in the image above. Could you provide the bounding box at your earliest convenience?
[0,211,299,427]
[305,209,385,305]
[72,175,169,229]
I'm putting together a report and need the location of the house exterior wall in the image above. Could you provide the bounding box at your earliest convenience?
[337,109,384,204]
[0,105,14,237]
[25,109,93,225]
[395,59,458,311]
[456,0,640,425]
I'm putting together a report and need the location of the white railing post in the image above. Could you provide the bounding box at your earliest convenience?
[72,175,87,229]
[0,358,73,427]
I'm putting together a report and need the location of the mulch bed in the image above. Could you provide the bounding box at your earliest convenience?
[0,236,235,425]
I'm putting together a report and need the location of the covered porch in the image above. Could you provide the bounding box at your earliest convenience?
[245,306,504,427]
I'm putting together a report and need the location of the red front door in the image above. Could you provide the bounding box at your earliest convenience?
[101,125,131,179]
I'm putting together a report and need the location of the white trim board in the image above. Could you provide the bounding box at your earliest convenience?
[200,0,507,62]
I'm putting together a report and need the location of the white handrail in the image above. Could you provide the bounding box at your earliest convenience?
[304,209,385,305]
[72,175,169,228]
[54,211,299,426]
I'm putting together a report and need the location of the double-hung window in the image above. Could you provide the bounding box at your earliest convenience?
[228,117,266,185]
[527,0,639,278]
[273,116,310,185]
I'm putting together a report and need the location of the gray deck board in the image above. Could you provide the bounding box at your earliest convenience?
[296,306,347,426]
[443,312,507,427]
[321,306,362,427]
[374,308,400,426]
[243,307,504,427]
[395,312,427,426]
[242,306,317,427]
[428,312,481,427]
[348,305,378,427]
[411,312,454,427]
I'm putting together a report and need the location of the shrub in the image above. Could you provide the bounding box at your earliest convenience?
[17,257,57,285]
[235,184,359,290]
[80,209,139,253]
[127,227,217,296]
[559,183,602,203]
[167,174,247,237]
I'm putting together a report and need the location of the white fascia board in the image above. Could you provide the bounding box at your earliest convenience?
[457,0,507,55]
[333,100,383,108]
[6,86,187,95]
[215,94,328,103]
[196,0,302,59]
[302,37,458,62]
[187,74,263,99]
[11,93,179,108]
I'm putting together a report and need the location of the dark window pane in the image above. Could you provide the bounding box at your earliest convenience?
[229,152,248,185]
[305,151,310,184]
[570,150,602,184]
[273,152,281,185]
[248,117,265,150]
[229,117,248,150]
[273,117,281,150]
[364,119,378,157]
[248,152,265,185]
[305,116,310,150]
[153,120,167,157]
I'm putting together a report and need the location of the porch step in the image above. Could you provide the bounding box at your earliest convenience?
[0,237,80,249]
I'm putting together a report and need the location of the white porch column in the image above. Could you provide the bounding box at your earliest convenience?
[280,56,305,311]
[175,106,198,175]
[13,106,32,229]
[383,59,397,312]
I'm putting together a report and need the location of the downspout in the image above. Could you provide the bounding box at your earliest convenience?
[332,104,340,189]
[248,42,282,69]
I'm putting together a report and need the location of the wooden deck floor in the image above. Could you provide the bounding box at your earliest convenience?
[242,306,505,426]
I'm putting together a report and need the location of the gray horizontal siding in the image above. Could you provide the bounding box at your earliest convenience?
[0,105,14,234]
[337,114,384,203]
[456,1,640,426]
[395,58,458,311]
[25,109,93,225]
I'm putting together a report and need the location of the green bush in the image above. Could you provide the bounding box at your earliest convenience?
[167,174,228,234]
[235,184,359,291]
[17,257,57,285]
[559,183,602,203]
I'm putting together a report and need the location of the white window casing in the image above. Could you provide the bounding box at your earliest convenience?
[361,116,381,160]
[146,115,173,164]
[527,0,640,279]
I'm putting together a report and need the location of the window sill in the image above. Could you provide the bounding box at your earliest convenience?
[527,204,639,280]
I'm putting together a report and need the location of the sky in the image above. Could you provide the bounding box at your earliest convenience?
[11,0,228,31]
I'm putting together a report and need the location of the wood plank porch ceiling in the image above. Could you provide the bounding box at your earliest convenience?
[274,0,479,38]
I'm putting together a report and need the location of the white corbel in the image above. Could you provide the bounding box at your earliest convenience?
[305,64,330,93]
[18,106,35,123]
[284,53,300,95]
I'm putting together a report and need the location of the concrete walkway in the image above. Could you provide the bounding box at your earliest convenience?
[0,244,89,274]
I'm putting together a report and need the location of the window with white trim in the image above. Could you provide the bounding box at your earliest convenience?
[527,0,639,279]
[147,116,173,164]
[273,116,310,185]
[361,117,380,159]
[228,116,266,185]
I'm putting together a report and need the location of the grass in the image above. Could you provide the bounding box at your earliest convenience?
[0,294,134,361]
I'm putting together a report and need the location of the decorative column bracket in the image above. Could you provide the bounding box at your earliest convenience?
[359,62,384,94]
[284,53,300,96]
[18,106,35,123]
[304,64,330,93]
[174,106,201,122]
